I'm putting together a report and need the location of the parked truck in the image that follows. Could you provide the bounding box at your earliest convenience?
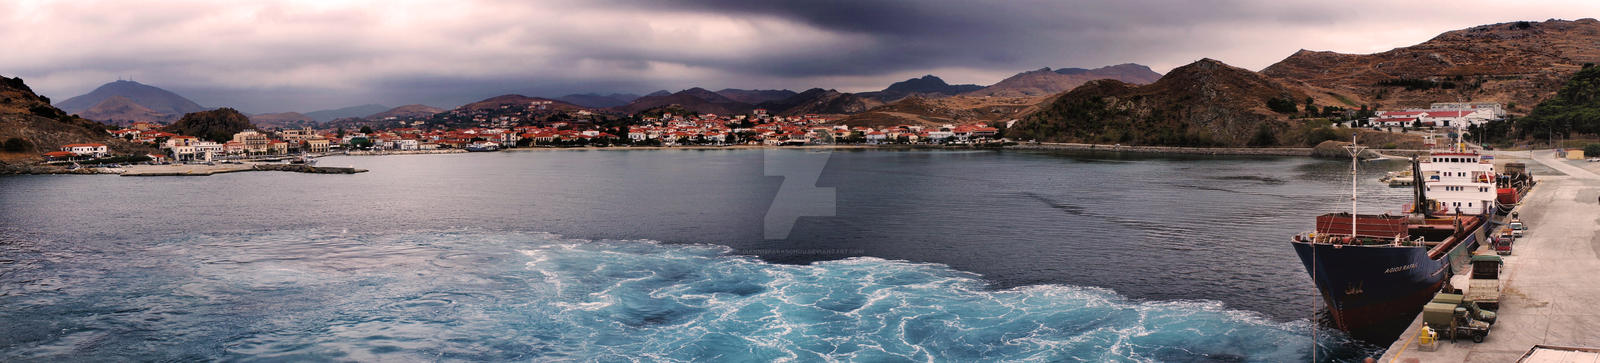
[1423,299,1492,343]
[1465,255,1504,309]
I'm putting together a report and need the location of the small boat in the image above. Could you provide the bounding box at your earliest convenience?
[465,141,500,152]
[1382,170,1416,187]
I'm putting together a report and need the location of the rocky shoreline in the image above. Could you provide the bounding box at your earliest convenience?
[1004,142,1314,156]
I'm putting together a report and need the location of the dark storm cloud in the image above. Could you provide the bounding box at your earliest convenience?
[2,0,1595,112]
[592,0,1328,76]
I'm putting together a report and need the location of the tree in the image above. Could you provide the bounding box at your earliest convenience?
[2,137,32,152]
[349,137,374,150]
[336,128,346,139]
[1586,144,1600,158]
[1267,98,1298,114]
[359,126,373,134]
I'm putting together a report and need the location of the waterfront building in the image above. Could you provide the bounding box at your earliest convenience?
[60,143,108,157]
[231,130,269,155]
[268,140,289,155]
[305,138,330,153]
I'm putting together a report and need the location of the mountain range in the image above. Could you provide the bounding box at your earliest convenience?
[963,64,1163,98]
[857,75,984,102]
[303,104,391,123]
[556,93,642,108]
[249,112,317,129]
[1264,18,1600,112]
[55,80,207,125]
[616,87,757,115]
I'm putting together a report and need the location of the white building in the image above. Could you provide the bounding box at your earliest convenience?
[1419,109,1494,128]
[391,139,420,151]
[1431,102,1506,119]
[60,143,108,157]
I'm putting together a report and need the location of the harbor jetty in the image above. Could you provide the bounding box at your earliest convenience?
[1380,151,1600,362]
[120,163,366,176]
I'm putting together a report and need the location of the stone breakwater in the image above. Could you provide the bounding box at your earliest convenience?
[119,163,366,176]
[342,149,467,156]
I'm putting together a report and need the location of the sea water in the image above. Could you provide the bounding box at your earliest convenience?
[0,150,1409,361]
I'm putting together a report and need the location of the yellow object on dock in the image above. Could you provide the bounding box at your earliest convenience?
[1418,325,1439,352]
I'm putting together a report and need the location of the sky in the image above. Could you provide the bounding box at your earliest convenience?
[2,0,1598,113]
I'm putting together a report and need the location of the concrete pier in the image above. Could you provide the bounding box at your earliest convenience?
[1381,151,1600,362]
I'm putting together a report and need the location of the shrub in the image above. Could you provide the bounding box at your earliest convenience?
[1248,125,1277,147]
[1303,127,1343,146]
[1585,143,1600,158]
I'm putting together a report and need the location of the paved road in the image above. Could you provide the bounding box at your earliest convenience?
[1382,151,1600,362]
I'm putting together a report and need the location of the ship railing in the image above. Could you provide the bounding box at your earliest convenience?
[1301,233,1412,246]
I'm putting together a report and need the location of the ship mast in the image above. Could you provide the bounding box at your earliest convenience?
[1345,133,1366,238]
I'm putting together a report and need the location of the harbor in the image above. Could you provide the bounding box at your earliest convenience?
[1380,151,1600,362]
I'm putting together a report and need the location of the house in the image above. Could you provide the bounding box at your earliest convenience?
[267,140,289,155]
[60,143,108,157]
[163,136,198,149]
[1374,117,1419,127]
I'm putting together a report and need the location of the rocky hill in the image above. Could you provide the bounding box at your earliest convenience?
[78,95,175,124]
[714,89,797,104]
[858,75,984,102]
[1262,18,1600,113]
[755,88,883,116]
[1504,64,1600,139]
[364,104,444,120]
[304,104,390,122]
[839,95,1046,127]
[165,108,258,143]
[1,76,149,165]
[1010,59,1313,146]
[616,88,755,115]
[55,80,206,125]
[456,95,584,112]
[250,112,317,129]
[965,64,1163,97]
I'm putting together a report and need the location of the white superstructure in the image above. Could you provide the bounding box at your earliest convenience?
[1420,152,1497,215]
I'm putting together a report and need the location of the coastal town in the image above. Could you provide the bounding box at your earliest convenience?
[38,105,1007,166]
[44,98,1600,174]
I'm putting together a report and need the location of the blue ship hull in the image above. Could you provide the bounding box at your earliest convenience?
[1290,219,1483,339]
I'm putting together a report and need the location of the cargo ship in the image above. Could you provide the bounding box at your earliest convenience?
[1291,150,1500,339]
